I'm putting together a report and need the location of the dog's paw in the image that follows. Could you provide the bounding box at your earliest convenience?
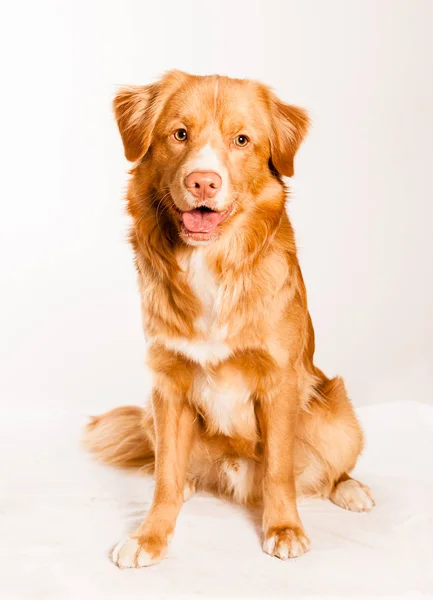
[263,526,311,560]
[111,535,168,569]
[330,478,375,512]
[183,480,196,502]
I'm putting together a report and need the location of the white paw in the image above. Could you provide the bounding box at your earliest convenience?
[111,538,162,569]
[183,480,196,502]
[330,479,375,512]
[263,527,311,560]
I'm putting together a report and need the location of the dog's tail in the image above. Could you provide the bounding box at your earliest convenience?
[83,406,154,471]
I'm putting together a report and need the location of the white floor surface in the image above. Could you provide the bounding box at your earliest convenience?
[1,401,432,599]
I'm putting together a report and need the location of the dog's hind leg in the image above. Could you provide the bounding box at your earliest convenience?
[329,472,375,512]
[294,376,375,512]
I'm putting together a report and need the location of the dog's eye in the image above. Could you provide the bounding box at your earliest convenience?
[234,135,249,147]
[174,128,188,141]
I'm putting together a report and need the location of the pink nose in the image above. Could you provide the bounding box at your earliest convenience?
[184,171,222,201]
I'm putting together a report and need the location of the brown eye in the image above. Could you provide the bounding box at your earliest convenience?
[234,134,249,147]
[174,128,188,141]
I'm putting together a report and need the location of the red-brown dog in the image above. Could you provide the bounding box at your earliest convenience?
[85,70,374,568]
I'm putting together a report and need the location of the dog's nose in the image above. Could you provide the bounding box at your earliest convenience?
[184,171,222,201]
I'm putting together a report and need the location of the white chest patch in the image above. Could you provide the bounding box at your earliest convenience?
[193,370,254,437]
[150,249,257,437]
[154,249,231,366]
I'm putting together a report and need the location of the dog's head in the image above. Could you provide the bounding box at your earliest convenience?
[114,71,309,246]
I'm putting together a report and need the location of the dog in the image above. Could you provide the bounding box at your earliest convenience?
[84,70,374,568]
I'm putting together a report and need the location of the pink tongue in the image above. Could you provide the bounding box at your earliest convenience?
[182,209,223,233]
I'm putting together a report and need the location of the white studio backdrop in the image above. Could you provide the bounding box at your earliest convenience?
[1,0,432,414]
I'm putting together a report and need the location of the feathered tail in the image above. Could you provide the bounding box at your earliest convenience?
[83,405,154,470]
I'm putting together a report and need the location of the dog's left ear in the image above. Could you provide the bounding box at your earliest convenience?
[270,96,310,177]
[113,84,159,162]
[113,70,188,162]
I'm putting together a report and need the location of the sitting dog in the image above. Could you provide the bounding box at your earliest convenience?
[85,70,374,568]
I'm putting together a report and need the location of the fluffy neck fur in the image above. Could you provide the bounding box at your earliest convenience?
[127,171,304,355]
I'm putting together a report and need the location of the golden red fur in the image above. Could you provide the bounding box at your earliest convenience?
[84,70,374,568]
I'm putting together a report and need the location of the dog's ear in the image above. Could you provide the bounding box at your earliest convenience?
[113,84,159,162]
[113,71,187,162]
[270,96,310,177]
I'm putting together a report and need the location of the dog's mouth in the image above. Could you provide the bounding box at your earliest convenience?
[177,205,233,242]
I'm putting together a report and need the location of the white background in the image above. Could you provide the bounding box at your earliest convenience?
[1,0,433,413]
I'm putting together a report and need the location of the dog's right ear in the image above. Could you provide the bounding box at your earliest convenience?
[113,84,159,162]
[270,97,310,178]
[113,71,187,162]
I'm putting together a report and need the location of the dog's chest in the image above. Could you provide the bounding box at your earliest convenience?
[173,249,231,365]
[192,369,255,438]
[174,250,255,438]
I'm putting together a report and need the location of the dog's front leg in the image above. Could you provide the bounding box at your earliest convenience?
[258,374,311,560]
[112,387,195,568]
